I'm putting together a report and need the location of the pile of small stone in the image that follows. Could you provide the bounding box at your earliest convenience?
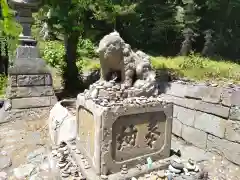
[52,142,85,179]
[166,158,208,180]
[135,158,208,180]
[82,80,168,107]
[83,80,159,106]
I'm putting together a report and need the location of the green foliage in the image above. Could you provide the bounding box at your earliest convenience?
[151,55,240,83]
[43,41,65,68]
[43,39,98,72]
[77,39,97,58]
[179,52,204,69]
[0,75,7,97]
[0,0,21,57]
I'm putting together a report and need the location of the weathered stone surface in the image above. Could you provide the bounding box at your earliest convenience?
[172,118,182,137]
[0,171,7,180]
[160,94,230,118]
[9,75,17,87]
[184,85,204,100]
[8,86,54,98]
[221,88,233,107]
[50,96,58,106]
[13,164,36,179]
[207,134,240,165]
[16,46,39,59]
[225,120,240,143]
[185,85,223,103]
[231,90,240,106]
[194,101,229,118]
[17,75,45,86]
[165,83,188,97]
[44,74,52,86]
[184,85,222,103]
[173,105,178,118]
[159,94,196,110]
[48,101,77,145]
[8,58,50,75]
[1,107,51,124]
[174,105,195,126]
[229,106,240,121]
[194,111,226,138]
[200,86,222,103]
[27,147,46,165]
[0,155,12,170]
[181,125,207,149]
[171,136,213,163]
[11,96,54,109]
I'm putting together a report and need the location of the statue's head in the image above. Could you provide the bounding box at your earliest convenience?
[96,31,125,60]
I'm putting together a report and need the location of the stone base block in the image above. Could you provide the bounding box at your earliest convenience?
[6,73,57,109]
[76,94,173,177]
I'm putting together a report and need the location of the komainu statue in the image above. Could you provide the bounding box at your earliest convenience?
[84,31,158,103]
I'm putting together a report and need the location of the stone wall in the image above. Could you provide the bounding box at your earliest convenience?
[158,81,240,165]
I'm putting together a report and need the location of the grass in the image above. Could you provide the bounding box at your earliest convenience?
[82,54,240,84]
[151,55,240,83]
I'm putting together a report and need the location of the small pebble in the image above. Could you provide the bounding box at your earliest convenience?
[167,174,173,180]
[72,145,77,150]
[75,149,81,154]
[0,172,7,180]
[157,170,165,178]
[185,163,196,171]
[194,165,200,172]
[51,150,58,156]
[61,172,70,178]
[168,165,181,173]
[171,159,184,170]
[100,175,108,179]
[57,162,67,168]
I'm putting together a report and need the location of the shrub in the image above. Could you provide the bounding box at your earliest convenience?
[43,39,98,73]
[77,38,98,58]
[43,41,65,68]
[0,75,7,97]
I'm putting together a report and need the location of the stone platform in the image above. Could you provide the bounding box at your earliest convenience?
[68,141,173,180]
[75,93,173,179]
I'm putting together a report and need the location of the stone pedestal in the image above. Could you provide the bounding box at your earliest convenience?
[75,93,173,178]
[5,0,57,109]
[6,46,57,109]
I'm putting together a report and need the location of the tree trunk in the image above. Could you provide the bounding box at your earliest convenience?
[63,31,82,92]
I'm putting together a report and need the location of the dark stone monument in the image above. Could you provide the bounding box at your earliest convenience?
[179,28,195,56]
[5,0,56,109]
[201,29,214,57]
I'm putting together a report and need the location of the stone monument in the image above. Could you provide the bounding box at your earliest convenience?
[5,0,56,109]
[72,32,173,179]
[179,28,195,56]
[201,29,214,57]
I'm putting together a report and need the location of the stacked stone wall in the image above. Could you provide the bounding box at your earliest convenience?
[159,82,240,165]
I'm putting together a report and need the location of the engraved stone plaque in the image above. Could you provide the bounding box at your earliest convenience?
[112,112,166,162]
